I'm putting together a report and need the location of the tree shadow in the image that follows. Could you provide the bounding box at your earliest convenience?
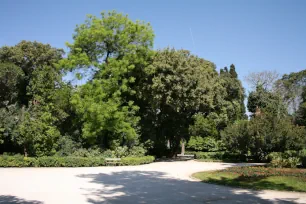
[0,195,43,204]
[77,170,298,203]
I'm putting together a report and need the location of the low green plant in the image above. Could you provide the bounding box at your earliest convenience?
[71,148,102,157]
[121,156,155,166]
[192,151,246,162]
[0,155,154,167]
[268,151,301,168]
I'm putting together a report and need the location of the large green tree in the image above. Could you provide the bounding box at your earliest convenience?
[0,41,65,156]
[138,48,222,156]
[0,41,64,106]
[61,11,154,149]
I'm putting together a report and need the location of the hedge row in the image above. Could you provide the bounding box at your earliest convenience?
[121,156,155,165]
[186,151,247,162]
[0,155,155,167]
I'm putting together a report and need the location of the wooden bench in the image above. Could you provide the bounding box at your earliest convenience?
[105,158,121,166]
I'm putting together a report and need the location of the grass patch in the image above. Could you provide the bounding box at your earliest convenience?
[193,166,306,192]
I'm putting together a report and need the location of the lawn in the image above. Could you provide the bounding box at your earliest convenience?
[192,166,306,192]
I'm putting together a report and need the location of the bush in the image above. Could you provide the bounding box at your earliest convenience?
[187,136,224,152]
[71,148,102,157]
[56,136,81,156]
[127,146,147,157]
[194,152,224,160]
[192,151,246,162]
[37,156,106,167]
[101,149,114,158]
[0,154,34,167]
[268,151,301,168]
[121,156,155,166]
[0,155,155,167]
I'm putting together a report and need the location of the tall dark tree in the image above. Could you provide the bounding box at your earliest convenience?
[296,86,306,126]
[138,48,222,156]
[219,64,246,123]
[229,64,238,78]
[0,41,65,156]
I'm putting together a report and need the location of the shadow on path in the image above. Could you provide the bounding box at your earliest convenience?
[0,195,43,204]
[77,170,297,204]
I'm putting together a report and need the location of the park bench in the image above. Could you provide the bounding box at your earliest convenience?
[105,158,121,166]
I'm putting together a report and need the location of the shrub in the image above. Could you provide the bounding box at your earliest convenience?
[101,150,114,158]
[0,154,31,167]
[127,146,147,157]
[36,156,106,167]
[71,148,102,157]
[194,152,224,160]
[268,151,301,168]
[192,151,246,162]
[121,156,155,166]
[56,136,81,156]
[0,155,154,167]
[187,136,223,152]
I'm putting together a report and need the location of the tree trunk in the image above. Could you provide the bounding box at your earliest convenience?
[24,145,28,157]
[181,141,185,155]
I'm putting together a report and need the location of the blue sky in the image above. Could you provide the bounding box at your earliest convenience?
[1,0,306,91]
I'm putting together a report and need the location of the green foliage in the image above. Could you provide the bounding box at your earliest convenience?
[194,152,224,160]
[16,110,60,157]
[221,120,250,155]
[56,136,81,156]
[268,152,301,168]
[222,112,305,161]
[0,41,66,156]
[193,151,246,162]
[295,86,306,126]
[0,155,154,167]
[187,114,222,152]
[276,69,306,116]
[70,148,102,157]
[0,40,64,107]
[187,136,223,152]
[36,156,105,167]
[126,146,147,157]
[0,154,37,167]
[219,64,246,122]
[0,62,24,107]
[63,11,154,148]
[247,85,286,117]
[189,114,218,138]
[120,156,155,165]
[139,48,221,156]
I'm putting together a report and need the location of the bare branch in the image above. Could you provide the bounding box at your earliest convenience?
[244,71,280,90]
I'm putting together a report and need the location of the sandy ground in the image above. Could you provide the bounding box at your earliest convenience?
[0,160,306,203]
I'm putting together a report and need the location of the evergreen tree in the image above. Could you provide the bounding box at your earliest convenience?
[229,64,238,78]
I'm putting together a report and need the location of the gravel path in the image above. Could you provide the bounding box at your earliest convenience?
[0,160,306,203]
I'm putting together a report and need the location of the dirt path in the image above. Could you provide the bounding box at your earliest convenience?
[0,160,305,203]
